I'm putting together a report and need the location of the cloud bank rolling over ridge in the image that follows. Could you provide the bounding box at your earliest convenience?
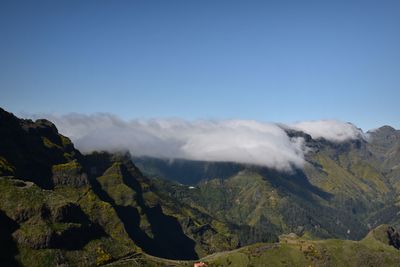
[291,120,366,142]
[33,113,364,171]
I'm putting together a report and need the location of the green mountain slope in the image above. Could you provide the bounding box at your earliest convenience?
[1,106,400,266]
[200,225,400,267]
[0,108,238,266]
[135,127,400,242]
[107,225,400,267]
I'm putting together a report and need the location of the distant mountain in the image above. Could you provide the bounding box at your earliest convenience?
[134,125,400,241]
[367,126,400,187]
[1,106,400,266]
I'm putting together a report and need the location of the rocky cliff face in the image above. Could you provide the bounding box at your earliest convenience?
[387,226,400,249]
[1,107,400,267]
[0,108,81,188]
[0,108,237,266]
[136,125,400,242]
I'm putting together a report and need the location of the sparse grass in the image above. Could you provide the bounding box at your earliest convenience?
[198,233,400,267]
[0,156,15,175]
[60,135,72,147]
[42,137,61,149]
[52,160,81,171]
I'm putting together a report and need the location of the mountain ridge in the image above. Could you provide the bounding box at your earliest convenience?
[1,107,400,266]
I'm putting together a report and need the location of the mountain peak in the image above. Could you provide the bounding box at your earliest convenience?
[372,125,397,133]
[367,125,400,144]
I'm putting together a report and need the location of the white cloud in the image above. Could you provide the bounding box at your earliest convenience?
[290,120,365,142]
[29,114,364,171]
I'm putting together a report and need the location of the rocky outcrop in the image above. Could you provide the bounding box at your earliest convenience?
[387,226,400,250]
[52,160,89,187]
[0,107,82,189]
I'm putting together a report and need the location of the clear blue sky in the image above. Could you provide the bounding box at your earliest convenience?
[1,0,399,130]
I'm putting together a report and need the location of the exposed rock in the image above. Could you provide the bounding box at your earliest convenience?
[387,226,400,250]
[0,107,82,189]
[52,160,89,187]
[14,207,38,223]
[13,224,53,249]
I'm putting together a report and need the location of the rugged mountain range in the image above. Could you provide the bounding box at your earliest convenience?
[0,107,400,266]
[134,125,400,242]
[0,107,239,266]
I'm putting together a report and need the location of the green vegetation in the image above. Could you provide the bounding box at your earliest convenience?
[0,156,15,175]
[104,227,400,267]
[42,137,61,149]
[1,107,400,266]
[60,135,73,147]
[52,160,82,171]
[198,230,400,267]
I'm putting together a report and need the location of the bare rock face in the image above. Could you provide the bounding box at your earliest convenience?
[11,200,103,250]
[12,221,101,250]
[0,107,82,189]
[13,223,53,249]
[52,160,89,187]
[387,226,400,250]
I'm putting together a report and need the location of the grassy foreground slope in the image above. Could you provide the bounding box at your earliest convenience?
[106,225,400,267]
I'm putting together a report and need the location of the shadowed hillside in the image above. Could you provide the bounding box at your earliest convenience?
[0,108,238,266]
[1,107,400,266]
